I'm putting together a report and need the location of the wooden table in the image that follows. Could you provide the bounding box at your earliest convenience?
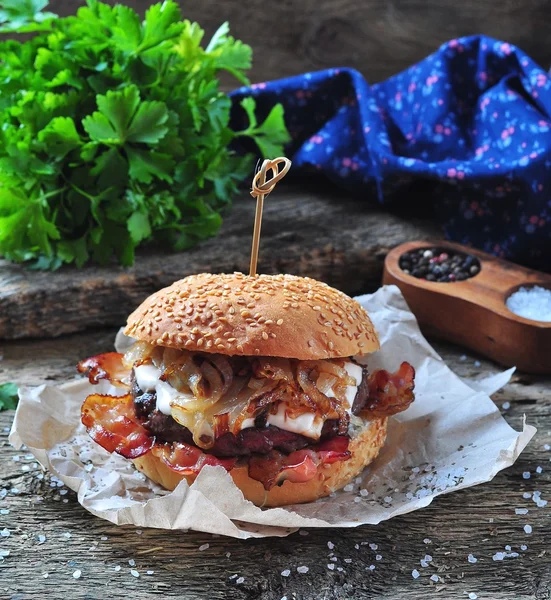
[1,187,550,600]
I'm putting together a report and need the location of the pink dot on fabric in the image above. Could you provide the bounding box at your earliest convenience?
[530,215,539,224]
[501,130,509,139]
[479,72,487,81]
[435,124,443,133]
[342,157,352,167]
[457,171,465,179]
[447,168,457,177]
[449,39,458,47]
[444,128,451,135]
[364,126,370,133]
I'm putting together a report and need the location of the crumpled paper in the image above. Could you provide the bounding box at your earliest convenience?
[9,285,535,538]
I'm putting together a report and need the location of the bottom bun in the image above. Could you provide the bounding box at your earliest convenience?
[133,417,388,507]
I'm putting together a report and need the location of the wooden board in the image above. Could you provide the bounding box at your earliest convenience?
[49,0,551,83]
[1,329,550,599]
[0,182,440,340]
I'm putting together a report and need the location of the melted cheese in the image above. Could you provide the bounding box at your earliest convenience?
[133,360,363,439]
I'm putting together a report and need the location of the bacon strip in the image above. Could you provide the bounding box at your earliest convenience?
[81,393,153,459]
[77,352,130,387]
[365,362,415,417]
[248,435,351,490]
[153,442,236,474]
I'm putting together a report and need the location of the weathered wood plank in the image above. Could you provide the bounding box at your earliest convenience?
[0,182,440,340]
[49,0,551,83]
[0,332,550,599]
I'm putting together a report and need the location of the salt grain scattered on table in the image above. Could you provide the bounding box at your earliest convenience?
[506,285,551,322]
[412,569,420,579]
[297,566,309,574]
[469,593,478,599]
[515,508,529,515]
[236,577,245,584]
[327,564,335,570]
[128,559,136,566]
[524,524,533,534]
[521,544,528,551]
[130,569,140,578]
[281,569,290,577]
[114,566,121,572]
[72,569,81,579]
[198,543,209,551]
[523,471,531,479]
[502,402,511,410]
[468,554,478,563]
[536,466,543,473]
[430,574,439,582]
[327,541,335,550]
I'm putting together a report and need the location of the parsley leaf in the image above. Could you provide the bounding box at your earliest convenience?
[0,382,18,411]
[0,1,290,268]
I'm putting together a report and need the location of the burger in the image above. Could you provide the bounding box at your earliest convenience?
[78,272,415,507]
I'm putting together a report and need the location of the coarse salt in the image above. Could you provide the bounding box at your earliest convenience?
[430,574,439,582]
[412,569,420,579]
[515,508,528,515]
[297,566,309,574]
[327,564,335,570]
[198,543,209,551]
[236,577,244,584]
[72,570,81,579]
[343,484,354,492]
[467,554,477,563]
[130,569,139,578]
[524,524,533,534]
[523,471,531,479]
[521,544,528,551]
[469,593,478,599]
[281,569,290,577]
[506,285,551,322]
[128,559,136,566]
[327,541,335,550]
[502,402,511,410]
[536,466,543,474]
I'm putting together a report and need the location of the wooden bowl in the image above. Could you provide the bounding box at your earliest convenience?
[383,240,551,373]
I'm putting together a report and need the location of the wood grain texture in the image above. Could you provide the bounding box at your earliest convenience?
[1,331,550,600]
[384,240,551,374]
[48,0,551,83]
[0,182,440,340]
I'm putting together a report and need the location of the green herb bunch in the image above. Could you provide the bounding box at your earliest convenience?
[0,0,290,268]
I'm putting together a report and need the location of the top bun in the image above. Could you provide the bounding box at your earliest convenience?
[124,273,379,360]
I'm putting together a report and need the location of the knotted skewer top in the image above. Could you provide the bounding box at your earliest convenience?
[249,157,292,276]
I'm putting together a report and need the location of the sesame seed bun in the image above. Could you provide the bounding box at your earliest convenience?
[124,273,379,360]
[133,417,387,507]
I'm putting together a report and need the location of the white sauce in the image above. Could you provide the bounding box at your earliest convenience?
[133,360,363,439]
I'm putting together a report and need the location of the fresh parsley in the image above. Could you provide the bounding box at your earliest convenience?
[0,1,290,268]
[0,382,18,411]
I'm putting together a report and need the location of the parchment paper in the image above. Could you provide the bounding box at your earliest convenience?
[9,285,535,539]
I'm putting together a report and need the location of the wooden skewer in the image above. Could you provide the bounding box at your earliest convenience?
[249,157,292,276]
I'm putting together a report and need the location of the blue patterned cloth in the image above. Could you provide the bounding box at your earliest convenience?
[230,35,551,270]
